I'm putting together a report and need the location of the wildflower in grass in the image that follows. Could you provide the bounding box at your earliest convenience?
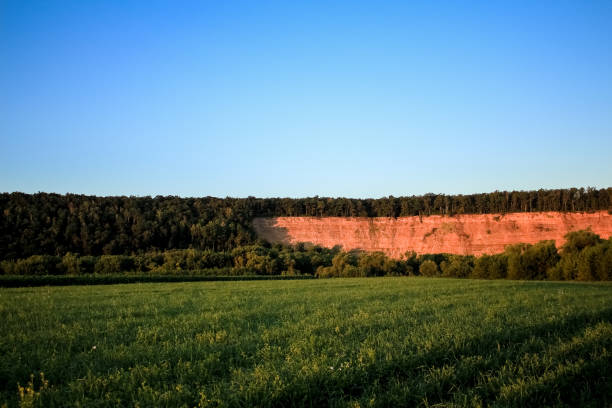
[17,372,48,408]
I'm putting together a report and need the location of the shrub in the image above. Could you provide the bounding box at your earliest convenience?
[358,252,389,277]
[331,252,360,277]
[596,240,612,281]
[552,253,578,280]
[315,265,335,278]
[14,255,63,275]
[419,260,439,277]
[473,254,507,279]
[315,252,362,278]
[94,255,135,274]
[562,229,603,253]
[78,256,97,274]
[62,253,80,275]
[1,260,16,275]
[576,246,599,281]
[506,241,559,280]
[403,251,419,276]
[553,231,609,281]
[575,242,611,281]
[546,264,564,281]
[440,255,474,278]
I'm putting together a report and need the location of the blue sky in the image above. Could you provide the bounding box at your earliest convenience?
[1,1,611,198]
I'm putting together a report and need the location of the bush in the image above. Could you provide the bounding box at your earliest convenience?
[562,229,603,253]
[358,252,389,277]
[332,252,361,277]
[546,264,564,281]
[473,254,507,279]
[94,255,135,274]
[440,255,474,278]
[506,241,559,280]
[14,255,63,275]
[200,250,233,269]
[61,253,80,275]
[419,260,439,277]
[0,260,16,275]
[551,232,612,281]
[78,256,97,274]
[315,251,364,278]
[575,242,612,281]
[403,251,419,276]
[550,253,578,280]
[596,240,612,281]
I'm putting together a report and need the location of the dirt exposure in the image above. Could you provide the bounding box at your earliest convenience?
[253,211,612,258]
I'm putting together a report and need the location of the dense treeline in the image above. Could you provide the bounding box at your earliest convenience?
[314,230,611,281]
[0,275,313,288]
[0,244,338,276]
[2,230,610,282]
[1,194,256,260]
[1,188,610,260]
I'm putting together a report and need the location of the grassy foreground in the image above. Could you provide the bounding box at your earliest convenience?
[1,279,611,407]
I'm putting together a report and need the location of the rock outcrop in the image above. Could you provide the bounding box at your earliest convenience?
[253,211,612,257]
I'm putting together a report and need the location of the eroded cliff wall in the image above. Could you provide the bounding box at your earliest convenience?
[252,211,612,257]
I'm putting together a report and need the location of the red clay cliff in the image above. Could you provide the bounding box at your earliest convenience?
[253,211,612,258]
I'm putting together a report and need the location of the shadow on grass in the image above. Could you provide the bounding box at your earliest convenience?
[3,305,610,407]
[248,308,612,407]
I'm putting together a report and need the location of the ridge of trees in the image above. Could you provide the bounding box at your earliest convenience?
[1,230,610,282]
[1,187,610,260]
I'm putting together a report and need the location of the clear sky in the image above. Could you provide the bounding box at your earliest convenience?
[1,1,611,198]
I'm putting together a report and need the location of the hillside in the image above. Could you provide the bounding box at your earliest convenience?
[1,188,610,259]
[253,211,612,257]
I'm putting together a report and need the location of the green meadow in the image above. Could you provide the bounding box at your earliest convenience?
[1,278,611,407]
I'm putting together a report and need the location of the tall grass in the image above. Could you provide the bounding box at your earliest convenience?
[1,278,611,407]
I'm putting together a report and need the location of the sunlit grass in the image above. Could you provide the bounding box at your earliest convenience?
[1,278,611,407]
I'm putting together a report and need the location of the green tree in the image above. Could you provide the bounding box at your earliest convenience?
[506,241,559,280]
[440,255,474,278]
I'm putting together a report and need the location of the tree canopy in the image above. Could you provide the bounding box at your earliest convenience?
[1,187,610,260]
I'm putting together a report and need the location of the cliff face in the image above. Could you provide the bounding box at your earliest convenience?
[252,211,612,258]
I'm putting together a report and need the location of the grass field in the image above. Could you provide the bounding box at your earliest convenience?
[1,278,611,407]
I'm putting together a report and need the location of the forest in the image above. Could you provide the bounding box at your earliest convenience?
[1,187,611,260]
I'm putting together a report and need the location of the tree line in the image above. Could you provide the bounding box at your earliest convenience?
[1,187,610,260]
[2,230,610,282]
